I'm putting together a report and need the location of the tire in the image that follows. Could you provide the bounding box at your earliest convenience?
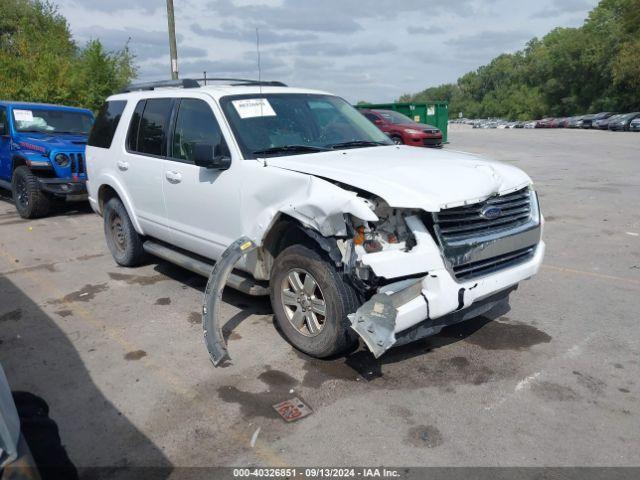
[392,135,404,145]
[270,244,360,358]
[11,166,51,218]
[103,196,146,267]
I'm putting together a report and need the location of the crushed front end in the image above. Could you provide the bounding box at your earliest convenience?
[344,186,544,357]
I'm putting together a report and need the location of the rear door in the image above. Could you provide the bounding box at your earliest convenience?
[161,96,242,260]
[121,98,173,240]
[0,107,11,181]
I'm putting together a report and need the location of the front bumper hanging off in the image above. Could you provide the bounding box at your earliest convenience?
[348,241,545,358]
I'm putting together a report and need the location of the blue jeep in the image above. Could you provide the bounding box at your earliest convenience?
[0,101,94,218]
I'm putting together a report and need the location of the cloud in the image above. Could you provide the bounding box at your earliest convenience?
[407,26,446,35]
[295,41,398,57]
[67,0,160,13]
[191,23,318,44]
[446,30,534,52]
[532,0,594,18]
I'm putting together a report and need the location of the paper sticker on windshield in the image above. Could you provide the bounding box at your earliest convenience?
[232,98,276,119]
[13,109,34,122]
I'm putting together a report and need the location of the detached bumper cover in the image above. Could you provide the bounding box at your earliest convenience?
[349,241,545,357]
[37,178,87,198]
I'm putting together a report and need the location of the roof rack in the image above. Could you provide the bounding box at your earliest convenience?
[120,79,200,93]
[194,77,287,87]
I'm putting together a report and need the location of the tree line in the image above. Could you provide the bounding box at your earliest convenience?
[0,0,136,112]
[400,0,640,120]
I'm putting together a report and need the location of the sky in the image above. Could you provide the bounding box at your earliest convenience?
[56,0,600,103]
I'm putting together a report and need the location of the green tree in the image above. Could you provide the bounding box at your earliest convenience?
[0,0,136,111]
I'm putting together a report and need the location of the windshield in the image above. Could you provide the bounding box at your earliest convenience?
[220,94,392,158]
[376,110,417,125]
[12,108,93,135]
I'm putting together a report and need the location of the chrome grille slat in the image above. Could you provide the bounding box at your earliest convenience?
[453,246,536,280]
[437,206,531,224]
[432,187,538,280]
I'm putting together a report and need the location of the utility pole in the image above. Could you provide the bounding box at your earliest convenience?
[166,0,179,80]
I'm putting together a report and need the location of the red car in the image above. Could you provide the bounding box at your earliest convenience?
[360,109,443,147]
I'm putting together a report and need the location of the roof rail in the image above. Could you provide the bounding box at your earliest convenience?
[193,77,287,87]
[120,79,200,93]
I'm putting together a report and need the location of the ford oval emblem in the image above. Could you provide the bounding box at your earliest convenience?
[481,206,502,220]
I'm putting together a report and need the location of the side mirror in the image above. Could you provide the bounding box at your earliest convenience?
[194,141,231,170]
[374,119,384,125]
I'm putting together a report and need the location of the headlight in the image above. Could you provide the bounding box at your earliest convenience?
[404,128,422,135]
[54,153,69,167]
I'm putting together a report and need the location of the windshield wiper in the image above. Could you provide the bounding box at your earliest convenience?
[252,145,329,156]
[327,140,388,149]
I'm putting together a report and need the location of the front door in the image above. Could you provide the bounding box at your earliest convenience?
[161,97,242,261]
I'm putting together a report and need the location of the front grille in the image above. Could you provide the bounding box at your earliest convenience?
[70,153,85,175]
[453,246,536,281]
[423,129,439,134]
[423,138,442,146]
[434,188,532,241]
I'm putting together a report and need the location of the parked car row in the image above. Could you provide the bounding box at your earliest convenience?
[454,111,640,132]
[0,78,544,367]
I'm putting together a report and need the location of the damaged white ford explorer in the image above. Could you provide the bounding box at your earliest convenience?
[86,79,544,360]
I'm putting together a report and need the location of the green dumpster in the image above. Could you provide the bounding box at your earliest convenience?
[356,101,449,143]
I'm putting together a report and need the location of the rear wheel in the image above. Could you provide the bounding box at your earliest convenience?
[270,244,359,358]
[11,166,51,219]
[103,197,146,267]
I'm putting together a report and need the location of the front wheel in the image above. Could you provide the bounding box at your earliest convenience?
[11,166,51,218]
[392,135,404,145]
[270,244,360,358]
[103,197,146,267]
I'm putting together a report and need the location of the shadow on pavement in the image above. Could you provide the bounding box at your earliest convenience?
[0,274,172,479]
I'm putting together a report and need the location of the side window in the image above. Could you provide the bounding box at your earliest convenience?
[170,99,223,162]
[127,98,172,156]
[0,107,8,136]
[88,100,127,148]
[363,113,379,123]
[126,100,145,152]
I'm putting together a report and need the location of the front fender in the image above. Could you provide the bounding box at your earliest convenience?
[244,170,378,246]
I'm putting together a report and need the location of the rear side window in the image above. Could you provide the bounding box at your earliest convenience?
[127,98,172,156]
[88,100,127,148]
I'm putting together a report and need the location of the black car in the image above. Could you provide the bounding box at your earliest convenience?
[609,112,640,131]
[579,113,597,128]
[630,117,640,132]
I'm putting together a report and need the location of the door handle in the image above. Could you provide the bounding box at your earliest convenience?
[165,171,182,184]
[116,161,129,171]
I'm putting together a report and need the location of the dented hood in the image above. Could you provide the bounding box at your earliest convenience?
[265,145,532,211]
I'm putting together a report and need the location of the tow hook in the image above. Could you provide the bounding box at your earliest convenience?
[202,236,257,367]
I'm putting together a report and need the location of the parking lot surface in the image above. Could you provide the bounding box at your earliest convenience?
[1,128,639,468]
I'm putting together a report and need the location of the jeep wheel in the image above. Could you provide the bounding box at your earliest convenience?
[270,244,359,358]
[11,166,51,219]
[103,197,146,267]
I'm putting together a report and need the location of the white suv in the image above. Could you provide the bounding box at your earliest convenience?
[86,79,544,359]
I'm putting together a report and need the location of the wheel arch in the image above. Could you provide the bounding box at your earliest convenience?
[95,178,144,234]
